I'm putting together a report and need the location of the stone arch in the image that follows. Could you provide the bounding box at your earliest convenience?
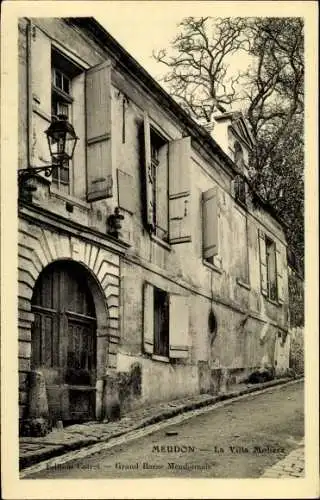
[18,221,121,420]
[36,257,110,331]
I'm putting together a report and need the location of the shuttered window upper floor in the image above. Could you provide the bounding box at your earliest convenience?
[141,113,192,246]
[26,23,113,202]
[258,229,286,304]
[19,20,288,310]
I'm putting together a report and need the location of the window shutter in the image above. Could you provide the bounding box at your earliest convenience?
[202,187,220,259]
[276,244,284,304]
[30,25,52,170]
[231,178,236,198]
[142,113,154,230]
[85,61,113,202]
[258,229,268,296]
[117,169,135,214]
[169,295,189,358]
[143,282,154,354]
[168,137,192,244]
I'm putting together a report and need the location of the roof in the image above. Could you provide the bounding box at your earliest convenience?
[67,17,239,175]
[214,111,255,150]
[66,17,286,231]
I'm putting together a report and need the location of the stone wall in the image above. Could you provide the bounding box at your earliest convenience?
[289,327,304,375]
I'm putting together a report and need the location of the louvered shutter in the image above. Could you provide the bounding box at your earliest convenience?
[142,113,154,230]
[276,244,284,304]
[168,137,192,244]
[203,187,220,259]
[85,61,113,202]
[30,25,52,172]
[143,282,154,354]
[169,295,189,358]
[258,229,268,296]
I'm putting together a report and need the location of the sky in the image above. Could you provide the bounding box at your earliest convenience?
[97,6,253,111]
[97,8,187,83]
[95,1,307,100]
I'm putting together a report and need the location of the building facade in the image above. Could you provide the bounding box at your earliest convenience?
[18,17,290,430]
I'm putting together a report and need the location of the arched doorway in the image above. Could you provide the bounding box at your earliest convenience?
[31,260,98,424]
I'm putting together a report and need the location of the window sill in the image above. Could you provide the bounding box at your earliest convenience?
[50,188,90,210]
[150,234,171,251]
[203,260,223,274]
[152,354,170,363]
[265,297,282,307]
[236,279,251,291]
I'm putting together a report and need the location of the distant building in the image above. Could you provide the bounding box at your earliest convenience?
[18,17,290,431]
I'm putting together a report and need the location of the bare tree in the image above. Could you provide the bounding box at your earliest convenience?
[154,16,304,271]
[244,17,304,172]
[153,17,248,121]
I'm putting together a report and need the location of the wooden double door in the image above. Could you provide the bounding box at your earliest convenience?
[31,261,97,423]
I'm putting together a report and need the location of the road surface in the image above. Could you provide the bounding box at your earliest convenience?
[26,381,304,478]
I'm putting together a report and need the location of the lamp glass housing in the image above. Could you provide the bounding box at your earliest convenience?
[45,114,78,165]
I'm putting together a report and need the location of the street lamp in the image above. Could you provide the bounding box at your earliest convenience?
[18,114,78,179]
[45,114,78,171]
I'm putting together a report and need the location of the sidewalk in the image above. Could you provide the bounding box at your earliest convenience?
[261,441,304,478]
[20,377,300,470]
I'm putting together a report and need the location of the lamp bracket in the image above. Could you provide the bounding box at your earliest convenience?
[18,164,59,181]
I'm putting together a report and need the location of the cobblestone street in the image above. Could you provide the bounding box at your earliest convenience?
[20,378,295,470]
[22,380,304,479]
[261,443,304,477]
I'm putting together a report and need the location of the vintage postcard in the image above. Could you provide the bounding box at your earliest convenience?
[1,1,318,499]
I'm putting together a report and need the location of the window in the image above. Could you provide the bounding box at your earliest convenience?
[52,68,71,96]
[154,288,169,356]
[52,69,72,120]
[149,129,169,241]
[51,50,81,193]
[258,230,284,303]
[234,174,247,206]
[202,186,221,268]
[265,237,278,301]
[232,141,248,206]
[51,71,72,191]
[30,27,113,202]
[234,141,245,169]
[142,114,192,245]
[143,283,189,359]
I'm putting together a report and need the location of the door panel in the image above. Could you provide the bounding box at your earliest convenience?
[32,310,59,369]
[69,388,96,421]
[31,261,97,423]
[66,315,96,385]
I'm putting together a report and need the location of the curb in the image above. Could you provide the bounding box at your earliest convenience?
[20,376,303,470]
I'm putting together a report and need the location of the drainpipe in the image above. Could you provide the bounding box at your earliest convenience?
[26,18,33,168]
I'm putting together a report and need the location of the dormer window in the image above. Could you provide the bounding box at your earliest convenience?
[234,174,247,206]
[232,142,247,206]
[234,141,245,170]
